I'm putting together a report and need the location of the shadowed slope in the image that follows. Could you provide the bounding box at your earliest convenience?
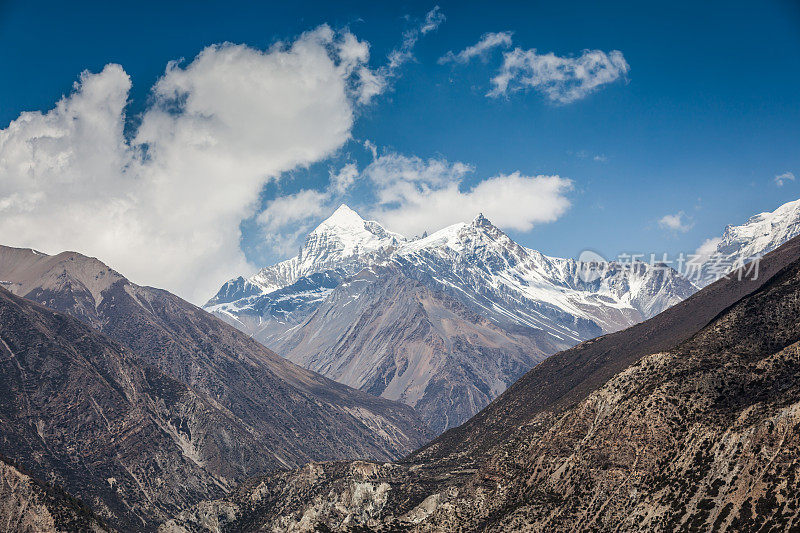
[0,454,111,533]
[0,287,270,530]
[0,245,430,468]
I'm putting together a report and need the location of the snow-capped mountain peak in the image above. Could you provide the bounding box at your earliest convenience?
[204,205,698,433]
[310,204,368,236]
[297,204,405,269]
[720,198,800,254]
[225,205,405,297]
[399,212,522,258]
[694,197,800,286]
[391,213,694,339]
[397,213,533,280]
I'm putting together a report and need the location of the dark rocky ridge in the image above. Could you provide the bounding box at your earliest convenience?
[162,237,800,532]
[0,287,263,530]
[0,245,429,468]
[0,245,430,531]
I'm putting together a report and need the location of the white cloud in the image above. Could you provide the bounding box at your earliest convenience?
[330,162,360,193]
[346,6,444,105]
[658,211,694,233]
[257,189,331,233]
[694,236,723,263]
[363,139,378,159]
[420,6,446,35]
[385,7,445,73]
[438,31,513,64]
[775,171,795,186]
[0,26,383,303]
[363,153,572,236]
[488,48,629,103]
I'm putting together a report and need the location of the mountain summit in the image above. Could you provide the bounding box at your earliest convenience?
[209,204,403,306]
[694,197,800,286]
[206,206,696,432]
[293,204,406,276]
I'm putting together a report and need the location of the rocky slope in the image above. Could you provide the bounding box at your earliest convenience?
[207,206,695,432]
[0,244,429,468]
[0,455,111,533]
[0,286,269,530]
[164,236,800,532]
[693,197,800,286]
[279,266,559,433]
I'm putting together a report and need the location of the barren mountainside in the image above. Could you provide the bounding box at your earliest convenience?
[278,266,558,433]
[0,244,430,467]
[164,236,800,532]
[0,245,430,531]
[0,286,265,530]
[0,455,111,533]
[207,205,696,432]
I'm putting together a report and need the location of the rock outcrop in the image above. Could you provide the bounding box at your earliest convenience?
[0,455,111,533]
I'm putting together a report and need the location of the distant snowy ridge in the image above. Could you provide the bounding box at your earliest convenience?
[694,198,800,287]
[392,213,694,341]
[204,198,800,433]
[206,205,695,345]
[204,205,698,433]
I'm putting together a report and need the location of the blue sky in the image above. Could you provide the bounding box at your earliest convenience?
[1,1,799,301]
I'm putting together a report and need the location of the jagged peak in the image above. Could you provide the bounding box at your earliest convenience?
[306,205,406,247]
[712,197,800,249]
[472,212,489,226]
[313,204,366,232]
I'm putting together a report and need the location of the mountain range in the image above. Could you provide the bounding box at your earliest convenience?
[3,198,800,531]
[207,204,697,432]
[165,227,800,532]
[0,246,429,530]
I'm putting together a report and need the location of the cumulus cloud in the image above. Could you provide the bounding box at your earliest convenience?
[775,171,795,187]
[658,211,694,233]
[254,150,573,248]
[363,153,572,236]
[488,48,629,103]
[0,26,384,303]
[438,31,513,64]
